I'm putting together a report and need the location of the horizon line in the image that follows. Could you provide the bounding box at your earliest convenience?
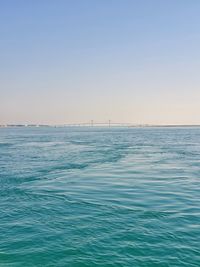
[1,123,200,128]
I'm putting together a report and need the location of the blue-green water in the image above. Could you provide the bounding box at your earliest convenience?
[1,127,200,267]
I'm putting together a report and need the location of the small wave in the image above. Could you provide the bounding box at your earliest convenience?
[0,142,12,148]
[38,163,89,175]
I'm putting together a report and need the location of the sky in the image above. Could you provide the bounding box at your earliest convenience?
[1,0,200,125]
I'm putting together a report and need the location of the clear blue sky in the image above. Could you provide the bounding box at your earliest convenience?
[1,0,200,125]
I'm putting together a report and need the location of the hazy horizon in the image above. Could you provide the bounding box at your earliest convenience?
[1,1,200,125]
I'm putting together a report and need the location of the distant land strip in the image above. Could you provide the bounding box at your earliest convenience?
[1,123,200,128]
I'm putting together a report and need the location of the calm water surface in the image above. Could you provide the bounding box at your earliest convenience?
[0,127,200,266]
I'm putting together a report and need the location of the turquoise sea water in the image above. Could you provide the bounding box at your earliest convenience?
[1,127,200,267]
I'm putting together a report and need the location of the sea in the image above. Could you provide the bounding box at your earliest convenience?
[0,126,200,267]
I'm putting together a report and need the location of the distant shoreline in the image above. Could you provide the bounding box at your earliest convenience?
[1,124,200,128]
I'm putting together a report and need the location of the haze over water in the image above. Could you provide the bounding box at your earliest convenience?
[1,127,200,266]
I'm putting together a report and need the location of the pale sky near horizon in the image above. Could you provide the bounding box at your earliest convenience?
[1,0,200,125]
